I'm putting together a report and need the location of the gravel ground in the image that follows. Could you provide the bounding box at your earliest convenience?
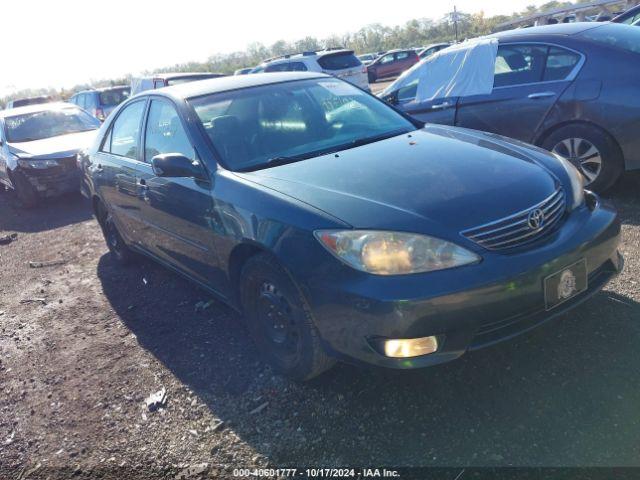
[0,175,639,479]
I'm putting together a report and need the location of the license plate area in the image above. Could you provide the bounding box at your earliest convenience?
[544,259,588,310]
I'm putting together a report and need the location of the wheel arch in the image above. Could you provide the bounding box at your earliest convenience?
[534,120,623,160]
[227,241,272,307]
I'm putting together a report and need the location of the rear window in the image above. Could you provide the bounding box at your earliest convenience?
[317,52,361,70]
[99,88,130,106]
[578,24,640,54]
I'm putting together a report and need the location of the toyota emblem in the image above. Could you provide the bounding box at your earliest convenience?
[527,208,545,231]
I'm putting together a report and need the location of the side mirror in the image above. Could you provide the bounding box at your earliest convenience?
[382,91,399,106]
[151,153,203,179]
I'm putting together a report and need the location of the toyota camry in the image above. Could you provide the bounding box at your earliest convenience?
[82,72,622,380]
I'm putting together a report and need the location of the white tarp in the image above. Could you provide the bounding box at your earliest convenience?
[385,38,499,102]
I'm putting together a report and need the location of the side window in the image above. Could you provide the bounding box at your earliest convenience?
[396,51,410,60]
[77,94,85,109]
[144,100,194,163]
[494,45,547,87]
[106,101,146,159]
[380,54,395,64]
[153,79,166,89]
[397,79,418,102]
[289,62,308,72]
[543,47,580,81]
[264,63,290,72]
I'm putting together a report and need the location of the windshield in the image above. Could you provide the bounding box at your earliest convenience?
[4,107,100,143]
[99,88,130,106]
[189,78,416,171]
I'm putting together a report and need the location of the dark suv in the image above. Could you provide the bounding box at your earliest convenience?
[367,49,419,83]
[69,86,130,122]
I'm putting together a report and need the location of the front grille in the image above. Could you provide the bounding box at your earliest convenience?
[462,188,566,251]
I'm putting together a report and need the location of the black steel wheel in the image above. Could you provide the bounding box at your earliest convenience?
[240,253,335,380]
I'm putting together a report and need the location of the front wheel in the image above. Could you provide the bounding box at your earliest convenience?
[240,253,335,380]
[10,171,38,208]
[541,124,623,193]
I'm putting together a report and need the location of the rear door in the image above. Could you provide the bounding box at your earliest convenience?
[394,50,417,76]
[93,99,148,243]
[455,43,582,143]
[375,53,397,78]
[138,98,222,288]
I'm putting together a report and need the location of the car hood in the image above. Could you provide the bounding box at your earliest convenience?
[8,129,98,159]
[237,125,560,238]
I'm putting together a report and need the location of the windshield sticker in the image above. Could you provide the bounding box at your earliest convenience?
[318,81,355,96]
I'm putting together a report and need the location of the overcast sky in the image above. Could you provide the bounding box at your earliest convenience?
[2,0,548,96]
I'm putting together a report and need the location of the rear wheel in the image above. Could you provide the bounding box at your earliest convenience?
[240,253,335,380]
[95,201,136,265]
[541,124,623,193]
[10,171,38,208]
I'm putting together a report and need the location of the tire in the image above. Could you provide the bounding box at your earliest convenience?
[368,71,376,83]
[95,201,136,265]
[10,170,38,208]
[540,124,624,193]
[240,253,336,381]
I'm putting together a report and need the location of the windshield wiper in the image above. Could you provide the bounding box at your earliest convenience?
[347,128,413,149]
[237,128,414,173]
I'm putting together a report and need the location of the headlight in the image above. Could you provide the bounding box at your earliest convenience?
[315,230,481,275]
[17,158,59,169]
[555,155,584,209]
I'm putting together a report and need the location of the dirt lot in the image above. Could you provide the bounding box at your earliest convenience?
[1,175,640,479]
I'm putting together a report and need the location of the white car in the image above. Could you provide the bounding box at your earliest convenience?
[0,103,100,206]
[255,49,370,91]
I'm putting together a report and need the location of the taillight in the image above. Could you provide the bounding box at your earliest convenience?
[96,107,105,121]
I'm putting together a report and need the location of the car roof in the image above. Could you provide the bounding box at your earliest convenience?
[74,85,130,95]
[0,102,77,118]
[139,72,222,80]
[150,72,327,100]
[262,49,354,65]
[490,22,604,39]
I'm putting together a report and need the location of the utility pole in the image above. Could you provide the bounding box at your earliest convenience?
[453,5,459,43]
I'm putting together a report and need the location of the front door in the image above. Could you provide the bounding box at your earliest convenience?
[138,98,223,290]
[456,44,581,143]
[393,81,458,125]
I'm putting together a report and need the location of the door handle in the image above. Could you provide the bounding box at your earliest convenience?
[431,101,452,110]
[528,92,556,99]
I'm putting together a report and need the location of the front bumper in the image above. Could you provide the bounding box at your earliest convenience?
[18,157,81,197]
[303,198,622,369]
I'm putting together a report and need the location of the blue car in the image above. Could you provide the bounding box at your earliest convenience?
[81,72,622,380]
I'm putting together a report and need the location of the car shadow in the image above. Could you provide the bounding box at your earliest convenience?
[0,190,93,234]
[609,173,640,227]
[97,251,640,466]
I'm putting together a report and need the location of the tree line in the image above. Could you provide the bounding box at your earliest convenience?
[1,1,583,108]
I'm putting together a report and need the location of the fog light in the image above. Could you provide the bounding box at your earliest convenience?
[382,336,439,358]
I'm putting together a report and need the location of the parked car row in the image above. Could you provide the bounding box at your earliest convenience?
[234,45,449,87]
